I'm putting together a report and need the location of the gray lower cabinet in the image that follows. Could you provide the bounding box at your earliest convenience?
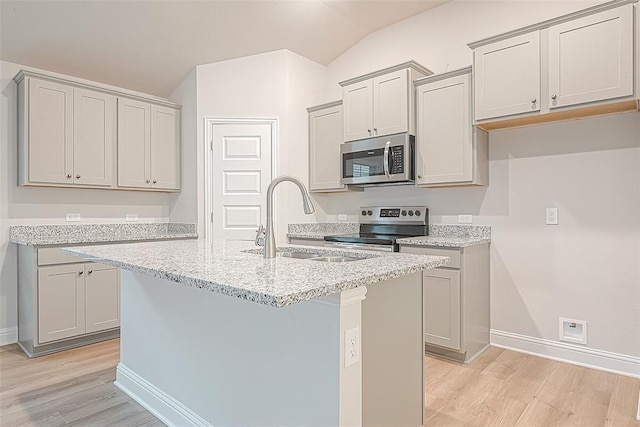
[400,243,489,363]
[19,245,120,357]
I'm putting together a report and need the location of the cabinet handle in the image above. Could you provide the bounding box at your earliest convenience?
[88,270,93,274]
[551,94,557,100]
[146,179,150,183]
[531,99,537,104]
[76,174,81,179]
[153,180,157,184]
[67,174,72,179]
[78,271,83,275]
[373,128,378,134]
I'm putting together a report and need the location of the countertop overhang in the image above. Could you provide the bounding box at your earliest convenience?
[62,239,449,308]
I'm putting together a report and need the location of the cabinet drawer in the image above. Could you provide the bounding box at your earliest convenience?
[400,246,461,269]
[38,247,84,266]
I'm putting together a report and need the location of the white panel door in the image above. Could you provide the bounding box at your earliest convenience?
[73,88,116,186]
[372,69,409,137]
[117,98,151,188]
[343,80,373,142]
[309,104,344,191]
[38,264,85,344]
[423,269,461,350]
[548,5,634,109]
[85,263,120,333]
[416,74,472,185]
[474,31,541,120]
[28,78,73,184]
[211,123,272,240]
[151,105,180,190]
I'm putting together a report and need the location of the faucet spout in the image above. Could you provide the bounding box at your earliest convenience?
[264,176,315,259]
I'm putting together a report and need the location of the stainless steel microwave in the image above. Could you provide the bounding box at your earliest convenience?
[341,133,415,186]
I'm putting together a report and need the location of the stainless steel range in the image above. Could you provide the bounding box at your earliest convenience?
[324,206,428,252]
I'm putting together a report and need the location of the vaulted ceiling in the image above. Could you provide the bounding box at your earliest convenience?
[0,0,447,97]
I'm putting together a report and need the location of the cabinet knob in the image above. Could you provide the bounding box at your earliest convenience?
[67,174,72,179]
[153,179,157,184]
[373,128,378,134]
[76,174,81,179]
[417,174,422,179]
[367,129,371,134]
[146,179,150,183]
[78,271,83,275]
[551,94,557,100]
[88,270,93,274]
[531,99,537,104]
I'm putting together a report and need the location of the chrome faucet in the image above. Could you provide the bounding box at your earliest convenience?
[261,176,315,259]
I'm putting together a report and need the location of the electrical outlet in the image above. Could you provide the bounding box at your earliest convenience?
[338,214,348,221]
[546,208,558,225]
[559,317,587,344]
[125,214,138,222]
[65,213,81,222]
[344,327,360,367]
[458,214,472,224]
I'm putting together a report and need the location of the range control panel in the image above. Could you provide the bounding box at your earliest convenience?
[359,206,428,224]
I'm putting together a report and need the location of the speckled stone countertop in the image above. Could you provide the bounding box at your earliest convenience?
[397,224,491,248]
[287,222,358,239]
[10,223,197,246]
[63,239,449,308]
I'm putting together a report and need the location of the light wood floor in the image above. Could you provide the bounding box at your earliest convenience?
[1,339,638,426]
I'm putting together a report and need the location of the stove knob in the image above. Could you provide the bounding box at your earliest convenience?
[361,210,367,216]
[408,210,414,216]
[415,210,421,217]
[401,210,407,216]
[367,210,373,216]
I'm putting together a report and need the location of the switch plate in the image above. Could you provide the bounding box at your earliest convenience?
[546,208,558,225]
[125,214,138,222]
[344,327,360,367]
[458,214,472,224]
[65,213,81,222]
[338,214,348,221]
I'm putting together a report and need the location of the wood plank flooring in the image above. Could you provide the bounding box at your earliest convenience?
[1,339,638,426]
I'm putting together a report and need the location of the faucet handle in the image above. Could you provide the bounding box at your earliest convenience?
[255,225,265,247]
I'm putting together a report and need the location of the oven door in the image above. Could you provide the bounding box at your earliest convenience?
[341,134,414,185]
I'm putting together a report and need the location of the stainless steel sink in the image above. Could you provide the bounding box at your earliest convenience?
[308,256,360,263]
[277,252,321,259]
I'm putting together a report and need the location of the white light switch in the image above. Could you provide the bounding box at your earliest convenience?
[546,208,558,225]
[65,213,81,222]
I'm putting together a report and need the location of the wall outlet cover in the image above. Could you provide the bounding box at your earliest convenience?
[338,214,348,221]
[546,208,559,225]
[65,213,81,222]
[344,327,360,368]
[126,214,139,222]
[458,214,472,224]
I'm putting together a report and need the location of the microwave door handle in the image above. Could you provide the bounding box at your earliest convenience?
[383,141,391,178]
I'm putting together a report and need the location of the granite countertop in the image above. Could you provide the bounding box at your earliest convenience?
[63,239,449,308]
[10,223,197,246]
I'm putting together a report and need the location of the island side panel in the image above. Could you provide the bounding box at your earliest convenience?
[116,270,348,427]
[361,271,424,427]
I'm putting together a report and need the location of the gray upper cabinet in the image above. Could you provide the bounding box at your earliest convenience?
[415,67,488,187]
[15,70,181,192]
[340,62,431,142]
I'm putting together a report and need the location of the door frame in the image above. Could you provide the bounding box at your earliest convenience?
[203,118,278,240]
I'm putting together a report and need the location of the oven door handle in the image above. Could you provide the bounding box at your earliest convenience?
[383,140,391,179]
[323,242,394,252]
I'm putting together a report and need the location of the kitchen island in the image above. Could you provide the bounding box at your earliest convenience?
[64,239,448,426]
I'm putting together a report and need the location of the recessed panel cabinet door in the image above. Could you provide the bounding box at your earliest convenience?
[474,32,541,120]
[73,88,116,186]
[423,269,461,350]
[416,74,472,185]
[548,5,634,109]
[85,263,120,333]
[28,79,73,184]
[309,104,344,191]
[118,98,151,188]
[372,69,409,137]
[38,264,85,344]
[343,80,373,142]
[150,105,180,190]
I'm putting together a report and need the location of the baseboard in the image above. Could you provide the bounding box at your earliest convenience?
[490,329,640,379]
[637,391,639,421]
[114,363,212,427]
[0,327,18,346]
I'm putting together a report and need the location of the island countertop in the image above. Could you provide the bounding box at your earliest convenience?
[63,239,448,308]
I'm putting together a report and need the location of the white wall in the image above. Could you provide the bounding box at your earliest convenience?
[0,60,174,341]
[181,50,329,240]
[313,0,640,361]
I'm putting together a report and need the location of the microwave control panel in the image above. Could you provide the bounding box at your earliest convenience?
[390,146,404,174]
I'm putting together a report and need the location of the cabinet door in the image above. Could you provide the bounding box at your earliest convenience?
[38,264,85,344]
[73,88,116,186]
[150,105,180,190]
[343,80,373,142]
[474,32,540,120]
[85,263,120,333]
[423,268,461,350]
[372,69,409,137]
[117,98,151,188]
[548,5,634,109]
[28,78,74,185]
[416,74,472,185]
[309,104,344,191]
